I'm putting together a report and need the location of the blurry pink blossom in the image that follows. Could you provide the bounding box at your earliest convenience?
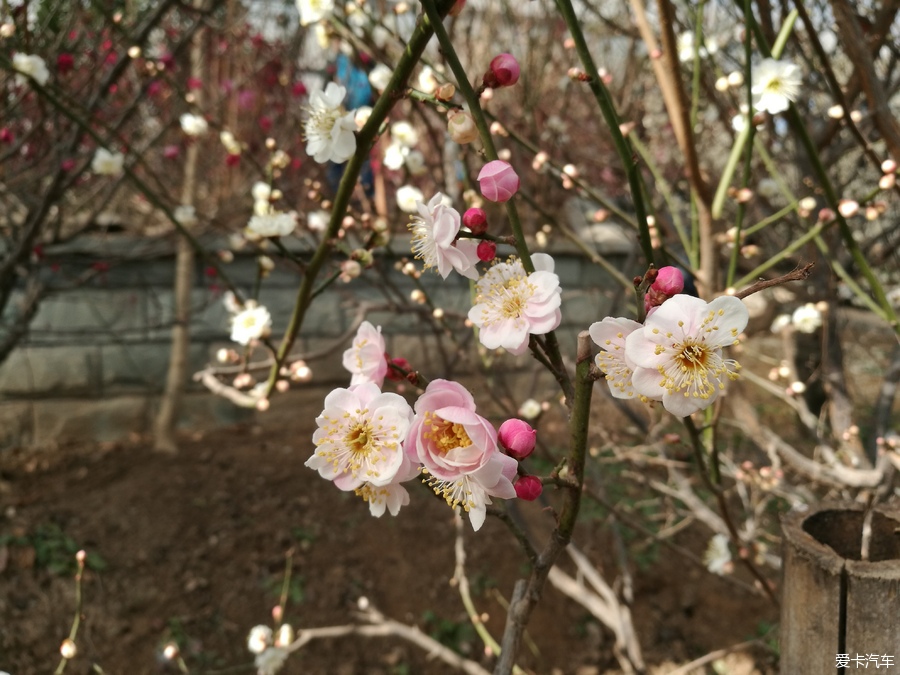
[342,321,388,387]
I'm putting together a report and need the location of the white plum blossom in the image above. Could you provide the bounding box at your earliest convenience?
[625,295,749,417]
[296,0,334,26]
[405,150,426,176]
[396,185,424,213]
[518,398,542,420]
[588,316,643,399]
[355,457,417,517]
[408,193,480,280]
[246,211,296,238]
[752,59,802,115]
[13,53,49,85]
[368,64,392,91]
[305,382,414,491]
[307,210,329,232]
[179,113,208,136]
[791,303,822,333]
[247,625,273,654]
[174,205,197,226]
[390,121,419,148]
[91,148,125,176]
[416,65,438,94]
[467,253,562,356]
[220,130,242,155]
[231,303,272,345]
[252,182,272,202]
[255,647,289,675]
[342,321,388,387]
[770,313,791,334]
[677,32,717,63]
[222,290,242,315]
[704,534,733,575]
[383,142,408,171]
[304,83,357,164]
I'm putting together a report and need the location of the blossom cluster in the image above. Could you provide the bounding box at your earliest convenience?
[306,321,533,531]
[590,292,749,418]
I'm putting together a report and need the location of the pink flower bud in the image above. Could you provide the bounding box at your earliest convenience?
[476,240,496,262]
[484,53,520,88]
[463,207,487,235]
[514,475,543,501]
[651,266,684,296]
[498,419,536,460]
[477,160,519,202]
[448,111,478,145]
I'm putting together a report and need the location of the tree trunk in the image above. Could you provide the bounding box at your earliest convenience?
[153,2,204,453]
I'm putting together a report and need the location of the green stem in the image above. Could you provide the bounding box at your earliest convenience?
[264,0,457,393]
[554,0,655,267]
[422,0,573,402]
[744,10,899,331]
[711,10,798,219]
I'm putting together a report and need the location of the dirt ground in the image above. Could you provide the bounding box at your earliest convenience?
[0,387,778,675]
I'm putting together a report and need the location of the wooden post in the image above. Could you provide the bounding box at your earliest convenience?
[781,503,900,673]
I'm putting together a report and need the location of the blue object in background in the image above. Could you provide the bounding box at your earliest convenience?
[326,53,375,198]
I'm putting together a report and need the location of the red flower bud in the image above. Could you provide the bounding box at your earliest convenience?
[476,240,496,262]
[514,475,543,501]
[386,356,412,382]
[463,208,487,235]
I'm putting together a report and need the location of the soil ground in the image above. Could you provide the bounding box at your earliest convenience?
[0,387,778,675]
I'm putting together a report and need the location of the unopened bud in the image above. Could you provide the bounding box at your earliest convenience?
[435,83,455,100]
[498,419,537,460]
[837,199,859,218]
[514,475,543,501]
[448,111,478,145]
[60,639,77,659]
[463,208,488,234]
[882,159,897,174]
[476,240,496,262]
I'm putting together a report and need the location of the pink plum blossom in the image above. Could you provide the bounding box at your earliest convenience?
[408,193,480,280]
[306,382,413,491]
[342,321,388,387]
[477,160,520,202]
[588,316,642,399]
[625,295,749,417]
[406,379,517,530]
[468,253,562,355]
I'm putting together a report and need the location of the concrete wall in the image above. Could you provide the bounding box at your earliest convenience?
[0,219,635,448]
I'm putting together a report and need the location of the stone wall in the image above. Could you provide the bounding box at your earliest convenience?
[0,219,635,448]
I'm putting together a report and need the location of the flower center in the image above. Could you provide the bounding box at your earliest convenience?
[422,411,472,455]
[674,341,710,370]
[345,422,374,455]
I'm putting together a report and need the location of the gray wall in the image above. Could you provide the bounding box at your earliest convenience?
[0,224,634,447]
